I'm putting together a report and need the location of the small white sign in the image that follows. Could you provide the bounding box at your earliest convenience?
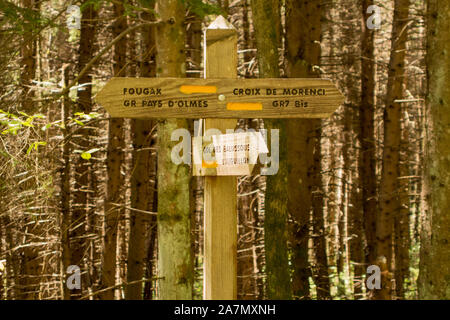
[211,132,268,166]
[193,131,267,175]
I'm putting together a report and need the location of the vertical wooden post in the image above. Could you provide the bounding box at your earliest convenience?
[203,16,238,300]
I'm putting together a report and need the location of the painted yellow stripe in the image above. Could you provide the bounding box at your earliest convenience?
[180,85,217,94]
[227,102,263,111]
[202,160,218,168]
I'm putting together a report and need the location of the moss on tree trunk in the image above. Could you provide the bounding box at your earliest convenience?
[155,0,193,300]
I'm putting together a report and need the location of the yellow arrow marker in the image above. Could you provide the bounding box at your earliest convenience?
[202,160,218,168]
[180,85,217,94]
[226,102,263,111]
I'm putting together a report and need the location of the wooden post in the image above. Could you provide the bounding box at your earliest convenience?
[203,16,238,300]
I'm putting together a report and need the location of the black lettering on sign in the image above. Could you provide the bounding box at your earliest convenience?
[272,100,289,107]
[232,88,261,96]
[123,87,162,95]
[282,88,326,96]
[266,88,277,95]
[222,144,250,153]
[124,100,136,107]
[295,100,308,108]
[142,100,163,107]
[168,100,208,108]
[222,157,249,165]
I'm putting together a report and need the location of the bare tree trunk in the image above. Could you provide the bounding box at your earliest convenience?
[311,123,331,299]
[186,9,203,300]
[20,0,37,113]
[394,111,411,299]
[101,1,127,300]
[126,5,158,299]
[60,65,71,300]
[377,0,410,300]
[418,0,450,300]
[71,1,98,299]
[326,140,340,274]
[285,0,325,300]
[16,0,42,300]
[140,5,159,302]
[360,0,378,270]
[339,105,354,297]
[336,0,365,299]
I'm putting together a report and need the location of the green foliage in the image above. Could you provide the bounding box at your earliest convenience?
[73,148,100,160]
[125,0,157,18]
[0,109,102,159]
[40,111,101,130]
[26,141,47,155]
[0,110,44,135]
[0,1,53,35]
[80,0,104,12]
[72,111,101,124]
[123,2,138,18]
[183,0,223,18]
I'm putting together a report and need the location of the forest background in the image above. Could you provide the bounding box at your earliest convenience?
[0,0,449,300]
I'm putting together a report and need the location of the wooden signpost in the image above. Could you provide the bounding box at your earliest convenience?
[96,16,343,300]
[96,77,343,119]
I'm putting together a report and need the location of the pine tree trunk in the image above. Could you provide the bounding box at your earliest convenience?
[250,0,292,300]
[20,0,37,113]
[285,0,325,299]
[186,11,202,300]
[360,0,378,269]
[395,113,411,299]
[125,6,158,301]
[140,4,158,301]
[337,0,365,298]
[60,65,71,300]
[16,0,40,300]
[101,1,127,300]
[155,0,193,300]
[311,123,331,299]
[339,105,353,297]
[377,0,410,300]
[71,1,98,299]
[326,140,340,274]
[418,0,450,300]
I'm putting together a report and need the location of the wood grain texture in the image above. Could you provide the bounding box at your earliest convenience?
[203,15,238,300]
[96,77,343,119]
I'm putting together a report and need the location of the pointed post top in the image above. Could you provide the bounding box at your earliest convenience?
[207,15,236,30]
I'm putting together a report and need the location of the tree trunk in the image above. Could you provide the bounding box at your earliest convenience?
[336,0,364,299]
[16,0,40,300]
[125,4,158,301]
[285,0,326,300]
[360,0,378,271]
[186,10,202,300]
[102,1,127,300]
[250,0,292,300]
[20,0,37,113]
[60,65,71,300]
[140,4,159,301]
[155,0,193,300]
[395,111,411,299]
[377,0,410,300]
[311,123,331,299]
[418,0,450,300]
[71,1,98,299]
